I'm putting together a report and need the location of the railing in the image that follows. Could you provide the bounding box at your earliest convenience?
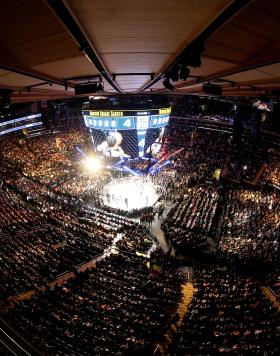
[153,344,161,355]
[0,318,42,356]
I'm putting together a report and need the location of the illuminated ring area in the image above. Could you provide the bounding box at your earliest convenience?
[102,177,159,211]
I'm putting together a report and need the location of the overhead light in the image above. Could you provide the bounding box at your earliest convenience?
[202,82,222,96]
[75,83,98,95]
[163,78,174,91]
[97,82,104,92]
[182,42,204,68]
[179,66,190,81]
[170,67,180,82]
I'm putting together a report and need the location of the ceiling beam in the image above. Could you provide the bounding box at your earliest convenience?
[0,62,72,88]
[138,0,253,93]
[46,0,125,94]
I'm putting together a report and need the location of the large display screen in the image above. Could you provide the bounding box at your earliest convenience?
[82,107,170,157]
[82,107,171,130]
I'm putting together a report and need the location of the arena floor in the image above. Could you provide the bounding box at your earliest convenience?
[102,177,159,211]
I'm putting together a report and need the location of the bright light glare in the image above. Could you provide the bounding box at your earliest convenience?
[84,156,102,172]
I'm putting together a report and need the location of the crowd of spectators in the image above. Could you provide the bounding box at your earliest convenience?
[0,186,113,298]
[162,187,218,251]
[4,254,184,355]
[162,124,228,181]
[115,225,155,255]
[0,129,92,192]
[261,155,280,187]
[168,266,280,355]
[217,189,279,266]
[0,112,279,355]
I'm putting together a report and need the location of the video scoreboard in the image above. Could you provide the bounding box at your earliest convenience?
[82,107,171,130]
[82,107,171,157]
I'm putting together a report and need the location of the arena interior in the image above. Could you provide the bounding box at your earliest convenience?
[0,1,280,355]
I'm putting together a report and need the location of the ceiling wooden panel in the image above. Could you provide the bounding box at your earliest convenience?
[65,0,232,90]
[0,0,279,101]
[190,57,236,76]
[31,56,99,79]
[222,70,276,83]
[0,0,81,67]
[257,63,280,77]
[31,84,75,93]
[0,70,43,88]
[115,75,151,92]
[103,53,172,74]
[204,0,280,65]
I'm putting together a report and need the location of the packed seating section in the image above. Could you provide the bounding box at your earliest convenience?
[4,254,184,356]
[168,266,280,355]
[0,114,279,355]
[162,187,218,251]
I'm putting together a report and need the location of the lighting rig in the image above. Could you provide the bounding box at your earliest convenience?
[74,76,104,95]
[163,42,204,91]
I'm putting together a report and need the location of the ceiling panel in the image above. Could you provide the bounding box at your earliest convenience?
[65,0,232,90]
[31,56,99,80]
[0,0,279,101]
[203,0,280,66]
[222,68,278,83]
[257,63,280,77]
[31,84,75,93]
[103,53,171,74]
[115,74,151,92]
[0,70,43,88]
[0,0,81,67]
[190,57,236,77]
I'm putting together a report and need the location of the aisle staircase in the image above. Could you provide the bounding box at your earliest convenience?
[156,273,196,355]
[243,163,267,185]
[262,286,280,312]
[251,163,267,185]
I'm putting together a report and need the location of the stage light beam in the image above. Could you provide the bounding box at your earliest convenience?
[84,156,102,172]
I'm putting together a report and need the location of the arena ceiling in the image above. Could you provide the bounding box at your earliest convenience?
[0,0,279,103]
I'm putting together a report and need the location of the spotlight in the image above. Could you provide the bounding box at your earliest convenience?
[163,77,174,91]
[182,42,204,68]
[97,82,104,92]
[170,67,180,82]
[179,66,190,81]
[84,156,102,172]
[202,83,222,96]
[243,165,247,170]
[186,53,201,68]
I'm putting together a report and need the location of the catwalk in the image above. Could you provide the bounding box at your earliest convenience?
[102,177,159,211]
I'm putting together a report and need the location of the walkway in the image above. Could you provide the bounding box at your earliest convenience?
[243,163,267,185]
[150,201,172,252]
[2,246,117,314]
[262,286,280,312]
[156,267,196,355]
